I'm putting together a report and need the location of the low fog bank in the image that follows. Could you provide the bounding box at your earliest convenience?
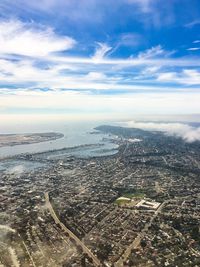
[121,121,200,143]
[6,165,25,175]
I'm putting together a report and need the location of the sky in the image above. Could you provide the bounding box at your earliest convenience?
[0,0,200,122]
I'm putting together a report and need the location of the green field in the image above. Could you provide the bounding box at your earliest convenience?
[115,190,145,205]
[115,198,131,205]
[122,192,145,198]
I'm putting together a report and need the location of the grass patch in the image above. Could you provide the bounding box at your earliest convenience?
[115,190,145,206]
[114,190,146,206]
[115,198,130,205]
[122,192,145,198]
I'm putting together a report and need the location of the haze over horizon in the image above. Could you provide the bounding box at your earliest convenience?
[0,0,200,122]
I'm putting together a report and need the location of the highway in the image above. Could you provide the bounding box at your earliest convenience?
[44,192,101,267]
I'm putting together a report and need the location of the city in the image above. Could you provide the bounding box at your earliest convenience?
[0,125,199,267]
[1,0,200,266]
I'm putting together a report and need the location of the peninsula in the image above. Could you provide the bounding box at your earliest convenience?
[0,132,64,147]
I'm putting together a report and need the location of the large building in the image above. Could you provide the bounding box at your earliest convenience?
[135,199,161,210]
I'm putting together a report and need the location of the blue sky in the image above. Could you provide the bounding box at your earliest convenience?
[0,0,200,121]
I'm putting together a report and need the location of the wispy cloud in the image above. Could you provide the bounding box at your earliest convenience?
[138,45,175,59]
[126,0,154,13]
[0,13,200,118]
[0,0,188,30]
[185,19,200,28]
[187,47,200,51]
[193,40,200,44]
[92,42,112,61]
[126,0,177,27]
[117,33,142,48]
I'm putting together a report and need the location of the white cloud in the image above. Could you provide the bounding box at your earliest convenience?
[126,0,176,28]
[0,58,157,90]
[193,40,200,44]
[118,33,142,48]
[46,55,200,69]
[1,55,200,92]
[157,69,200,85]
[185,19,200,28]
[140,66,161,77]
[0,19,76,57]
[138,45,175,59]
[187,47,200,51]
[122,120,200,142]
[0,0,107,23]
[0,19,200,118]
[85,72,107,81]
[143,66,160,73]
[157,72,177,81]
[126,0,153,13]
[2,58,200,91]
[92,42,112,61]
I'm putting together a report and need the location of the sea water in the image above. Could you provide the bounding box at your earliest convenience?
[0,121,118,159]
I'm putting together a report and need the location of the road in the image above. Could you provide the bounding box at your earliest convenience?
[18,233,37,267]
[115,201,167,267]
[162,156,168,165]
[44,192,101,267]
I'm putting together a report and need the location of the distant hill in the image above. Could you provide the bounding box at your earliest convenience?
[95,125,160,139]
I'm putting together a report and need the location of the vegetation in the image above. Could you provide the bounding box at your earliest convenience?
[115,198,131,205]
[115,189,145,205]
[122,192,145,198]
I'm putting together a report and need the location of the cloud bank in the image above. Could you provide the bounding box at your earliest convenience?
[123,121,200,142]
